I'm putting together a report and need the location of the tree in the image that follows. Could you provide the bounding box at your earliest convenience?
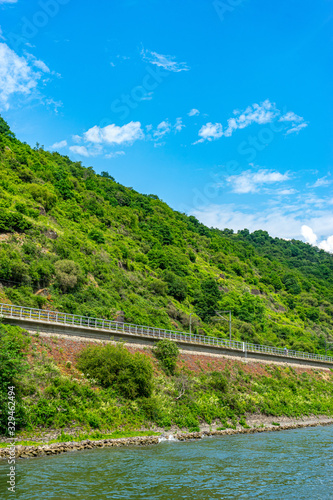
[154,339,179,375]
[55,260,82,292]
[195,277,221,322]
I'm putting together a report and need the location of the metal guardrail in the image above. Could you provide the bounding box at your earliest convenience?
[1,303,333,364]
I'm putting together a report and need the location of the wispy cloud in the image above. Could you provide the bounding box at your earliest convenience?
[226,169,290,194]
[312,175,332,188]
[285,122,308,134]
[84,121,144,145]
[153,120,171,140]
[105,151,125,159]
[0,43,40,110]
[69,145,91,157]
[188,108,200,117]
[69,145,103,157]
[195,100,308,143]
[174,117,184,132]
[0,0,18,4]
[51,140,67,150]
[191,201,333,250]
[0,42,55,110]
[141,48,190,72]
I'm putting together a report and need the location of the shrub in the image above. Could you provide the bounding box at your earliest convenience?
[0,210,32,233]
[163,271,188,301]
[55,259,82,292]
[154,339,179,375]
[77,344,153,399]
[88,228,105,244]
[27,184,57,211]
[0,325,29,434]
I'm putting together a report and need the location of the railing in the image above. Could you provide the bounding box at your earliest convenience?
[1,303,333,364]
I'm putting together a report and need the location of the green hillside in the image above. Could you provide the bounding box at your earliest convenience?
[0,115,333,355]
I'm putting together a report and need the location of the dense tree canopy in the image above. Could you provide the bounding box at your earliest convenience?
[0,115,332,355]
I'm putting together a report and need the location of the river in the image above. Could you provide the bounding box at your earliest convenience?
[1,426,332,499]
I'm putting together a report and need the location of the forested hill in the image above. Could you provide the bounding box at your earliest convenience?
[0,115,332,355]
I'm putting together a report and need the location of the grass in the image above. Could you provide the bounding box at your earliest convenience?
[0,430,161,448]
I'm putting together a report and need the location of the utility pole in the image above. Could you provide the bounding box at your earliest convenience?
[215,310,232,342]
[189,313,192,335]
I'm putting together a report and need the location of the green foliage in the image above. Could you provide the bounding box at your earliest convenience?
[54,260,82,292]
[88,228,105,244]
[1,322,333,437]
[27,184,57,211]
[154,339,180,375]
[195,278,221,321]
[0,324,29,434]
[77,343,153,399]
[0,114,332,356]
[0,209,32,233]
[163,271,188,301]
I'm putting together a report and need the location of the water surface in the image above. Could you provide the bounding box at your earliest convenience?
[1,426,332,499]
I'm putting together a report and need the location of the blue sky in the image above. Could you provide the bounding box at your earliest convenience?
[0,0,332,250]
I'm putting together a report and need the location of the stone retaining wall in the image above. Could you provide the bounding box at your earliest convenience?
[1,420,332,460]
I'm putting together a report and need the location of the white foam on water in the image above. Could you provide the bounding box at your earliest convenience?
[158,434,178,443]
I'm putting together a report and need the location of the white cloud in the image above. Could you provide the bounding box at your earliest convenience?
[302,225,333,253]
[69,144,103,157]
[319,236,333,253]
[174,117,184,132]
[69,145,91,157]
[276,188,297,196]
[226,169,290,194]
[32,58,50,73]
[84,121,144,145]
[0,0,18,4]
[153,120,171,139]
[140,91,153,101]
[279,111,303,123]
[191,203,333,248]
[141,48,190,72]
[0,42,41,110]
[312,176,331,188]
[72,134,82,143]
[0,27,5,40]
[195,100,307,143]
[51,140,67,150]
[285,122,308,135]
[301,225,317,245]
[105,151,125,159]
[196,122,223,142]
[188,108,200,117]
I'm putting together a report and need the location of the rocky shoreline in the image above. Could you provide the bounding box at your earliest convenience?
[1,417,333,460]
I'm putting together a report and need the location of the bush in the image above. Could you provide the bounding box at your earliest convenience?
[0,325,29,434]
[0,210,32,233]
[88,228,105,244]
[154,339,179,375]
[77,344,153,399]
[163,271,188,301]
[55,259,82,292]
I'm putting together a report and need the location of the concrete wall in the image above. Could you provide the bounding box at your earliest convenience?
[4,317,333,370]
